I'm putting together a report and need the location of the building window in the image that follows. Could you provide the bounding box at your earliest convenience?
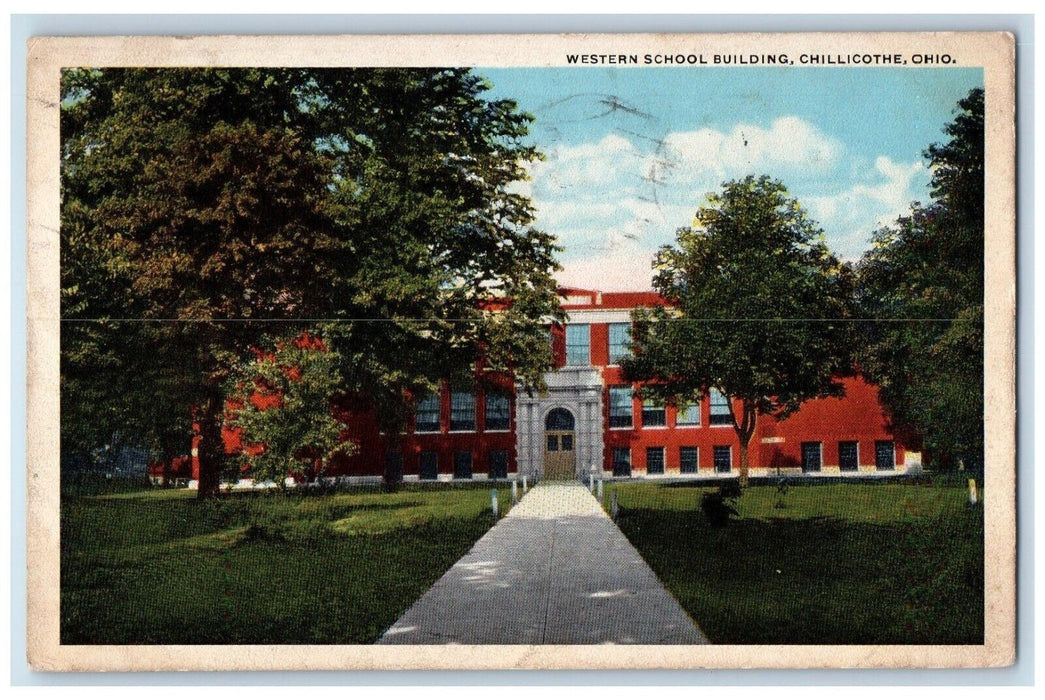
[419,451,438,480]
[641,398,666,427]
[485,392,510,431]
[710,389,732,426]
[489,450,508,479]
[713,445,732,473]
[801,442,822,472]
[609,386,633,428]
[454,451,473,479]
[646,447,665,474]
[680,446,699,474]
[608,322,631,364]
[415,392,441,433]
[676,401,700,426]
[839,441,859,472]
[547,435,559,452]
[875,441,895,471]
[612,447,631,477]
[450,391,476,431]
[565,324,590,366]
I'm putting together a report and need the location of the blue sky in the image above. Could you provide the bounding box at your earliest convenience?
[481,67,982,291]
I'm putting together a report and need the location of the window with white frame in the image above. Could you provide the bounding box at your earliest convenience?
[608,322,631,364]
[676,401,700,426]
[415,392,441,433]
[612,447,631,476]
[680,446,699,473]
[485,392,510,431]
[839,441,859,472]
[875,441,895,471]
[646,446,665,474]
[450,392,476,431]
[641,398,666,427]
[710,389,732,426]
[801,442,822,472]
[609,386,633,428]
[713,445,732,472]
[565,324,590,366]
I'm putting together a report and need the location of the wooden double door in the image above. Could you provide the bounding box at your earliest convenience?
[543,407,576,480]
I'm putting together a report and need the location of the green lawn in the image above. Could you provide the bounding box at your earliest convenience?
[610,480,984,645]
[61,482,511,644]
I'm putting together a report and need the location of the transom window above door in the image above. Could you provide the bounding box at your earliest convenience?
[545,407,575,430]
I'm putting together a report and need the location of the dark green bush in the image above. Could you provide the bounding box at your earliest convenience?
[701,485,740,527]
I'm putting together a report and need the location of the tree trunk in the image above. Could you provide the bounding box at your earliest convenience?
[734,400,758,489]
[196,384,225,498]
[738,439,751,488]
[160,433,176,488]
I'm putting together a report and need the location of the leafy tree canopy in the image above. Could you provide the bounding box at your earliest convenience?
[226,336,352,487]
[856,88,984,469]
[61,68,561,494]
[622,175,855,484]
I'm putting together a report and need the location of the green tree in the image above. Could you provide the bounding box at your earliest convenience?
[622,175,855,486]
[61,68,561,496]
[61,197,196,482]
[62,68,336,495]
[856,88,984,470]
[226,337,351,488]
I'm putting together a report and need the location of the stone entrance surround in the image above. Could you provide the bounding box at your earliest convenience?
[515,367,605,480]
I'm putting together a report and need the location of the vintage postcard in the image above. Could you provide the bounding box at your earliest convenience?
[26,32,1015,671]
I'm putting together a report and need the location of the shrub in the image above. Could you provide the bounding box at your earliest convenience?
[701,485,741,528]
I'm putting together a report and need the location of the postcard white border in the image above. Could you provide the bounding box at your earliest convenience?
[25,31,1016,671]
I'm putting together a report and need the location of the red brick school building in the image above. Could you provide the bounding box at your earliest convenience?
[160,288,920,486]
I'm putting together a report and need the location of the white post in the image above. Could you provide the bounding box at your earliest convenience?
[511,480,519,504]
[611,490,619,520]
[588,473,595,493]
[968,478,978,505]
[597,479,603,500]
[522,475,528,492]
[491,489,499,518]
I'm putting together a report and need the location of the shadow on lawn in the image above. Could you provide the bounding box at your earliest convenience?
[616,505,984,645]
[61,511,497,645]
[62,492,427,551]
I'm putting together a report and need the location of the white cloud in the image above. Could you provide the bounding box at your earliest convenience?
[524,117,925,287]
[804,156,926,260]
[723,117,842,173]
[531,133,644,193]
[533,200,621,230]
[651,116,843,188]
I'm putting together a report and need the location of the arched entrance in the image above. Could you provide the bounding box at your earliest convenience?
[543,407,576,480]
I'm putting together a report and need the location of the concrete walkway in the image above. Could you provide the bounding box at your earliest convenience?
[378,482,708,645]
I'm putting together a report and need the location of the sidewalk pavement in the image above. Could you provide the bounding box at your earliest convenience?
[378,481,709,645]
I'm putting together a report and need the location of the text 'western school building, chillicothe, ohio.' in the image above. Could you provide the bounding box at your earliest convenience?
[156,287,922,487]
